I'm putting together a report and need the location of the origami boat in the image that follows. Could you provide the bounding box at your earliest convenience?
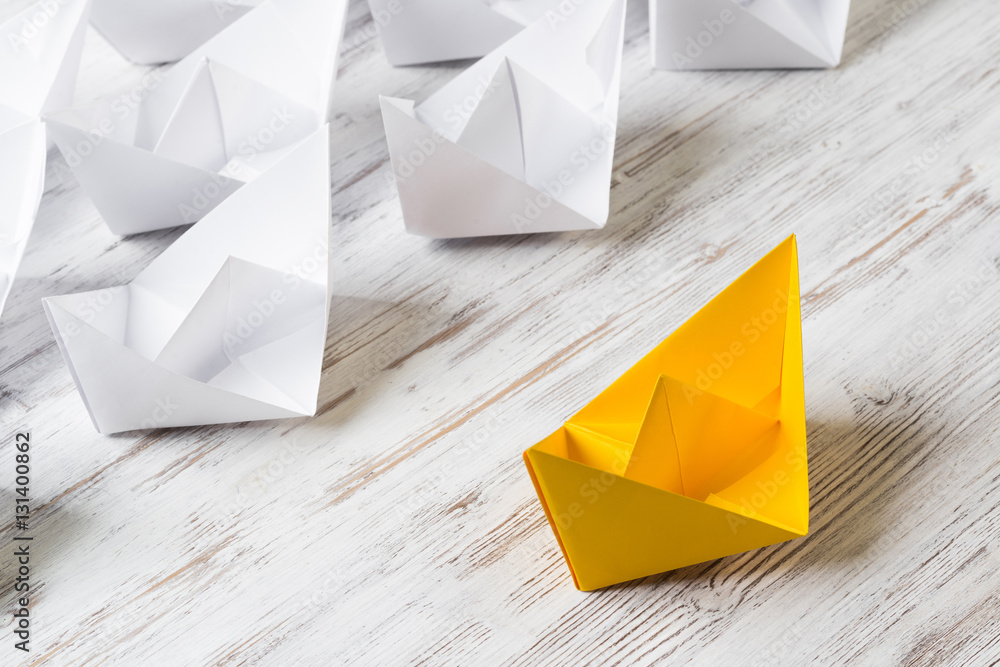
[44,127,332,434]
[381,0,626,238]
[524,236,807,590]
[91,0,259,65]
[48,0,346,235]
[0,0,90,319]
[651,0,850,70]
[366,0,560,66]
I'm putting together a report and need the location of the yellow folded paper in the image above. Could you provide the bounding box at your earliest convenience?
[523,236,807,590]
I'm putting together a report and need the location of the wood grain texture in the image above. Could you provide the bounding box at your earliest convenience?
[2,0,1000,664]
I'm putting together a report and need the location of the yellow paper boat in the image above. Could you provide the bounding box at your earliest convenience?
[524,236,807,590]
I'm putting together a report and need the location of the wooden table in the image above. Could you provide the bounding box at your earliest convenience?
[3,0,999,664]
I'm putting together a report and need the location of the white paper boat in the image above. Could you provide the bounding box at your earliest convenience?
[650,0,851,70]
[0,0,90,118]
[366,0,560,66]
[381,0,625,238]
[48,0,347,236]
[0,116,47,318]
[0,0,90,320]
[44,126,332,435]
[91,0,262,65]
